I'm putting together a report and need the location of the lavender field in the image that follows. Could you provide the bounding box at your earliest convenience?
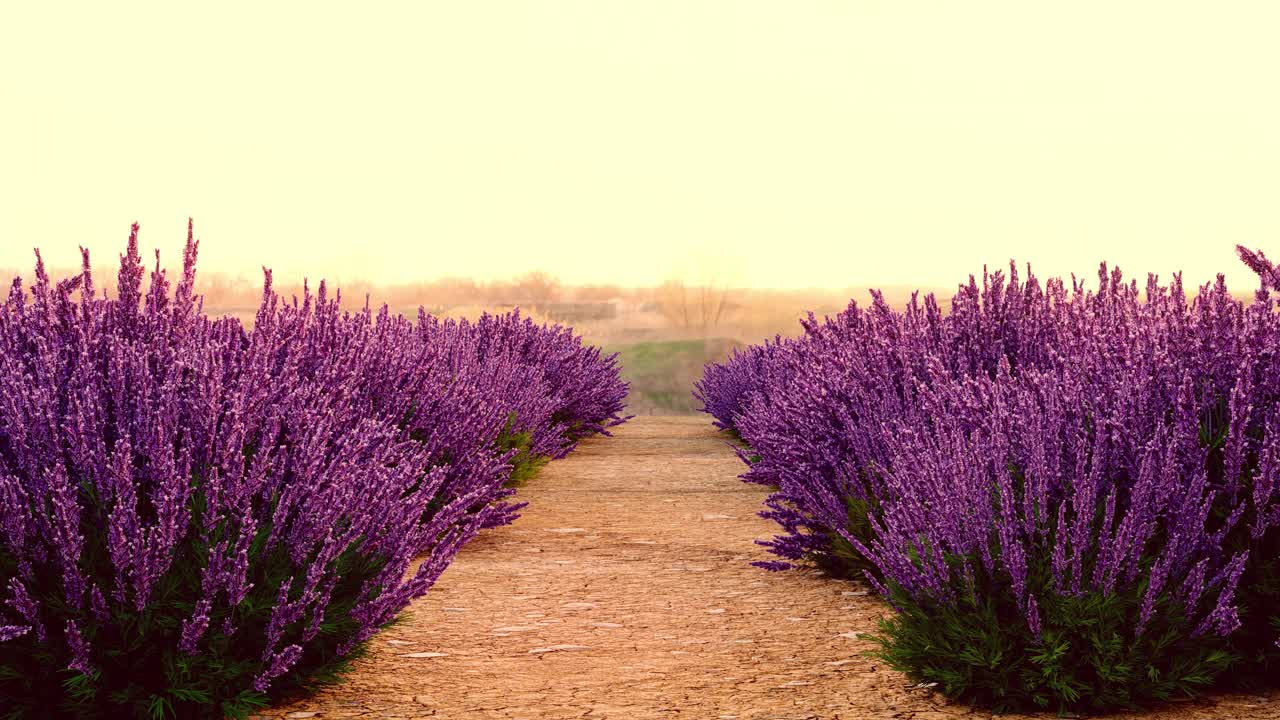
[0,227,629,718]
[697,249,1280,713]
[3,225,1277,718]
[4,3,1279,714]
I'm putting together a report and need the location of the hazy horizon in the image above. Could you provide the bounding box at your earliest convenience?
[3,2,1278,291]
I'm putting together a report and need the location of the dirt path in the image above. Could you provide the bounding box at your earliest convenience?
[266,417,1279,720]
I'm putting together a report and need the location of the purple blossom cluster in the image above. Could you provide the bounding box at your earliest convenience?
[699,251,1280,644]
[693,338,794,433]
[433,308,631,454]
[0,224,627,700]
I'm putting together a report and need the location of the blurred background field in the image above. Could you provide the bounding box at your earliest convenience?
[10,257,1261,416]
[1,258,951,415]
[8,257,1263,416]
[5,2,1277,418]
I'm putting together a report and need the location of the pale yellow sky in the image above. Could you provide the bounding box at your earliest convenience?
[2,2,1277,290]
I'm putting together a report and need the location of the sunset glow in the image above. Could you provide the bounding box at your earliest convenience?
[3,1,1278,290]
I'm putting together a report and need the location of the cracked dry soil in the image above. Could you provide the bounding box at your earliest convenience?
[265,417,1280,720]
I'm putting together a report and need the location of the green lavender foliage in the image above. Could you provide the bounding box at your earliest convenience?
[866,448,1277,712]
[817,495,882,582]
[0,492,387,720]
[1219,522,1280,689]
[870,554,1235,714]
[494,415,551,488]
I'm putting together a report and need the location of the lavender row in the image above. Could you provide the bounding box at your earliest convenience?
[0,224,627,719]
[698,251,1280,709]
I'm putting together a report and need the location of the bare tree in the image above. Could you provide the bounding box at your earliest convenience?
[512,271,562,307]
[657,278,690,328]
[657,275,732,334]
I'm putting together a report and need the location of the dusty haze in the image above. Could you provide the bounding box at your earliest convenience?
[2,1,1278,292]
[4,1,1278,413]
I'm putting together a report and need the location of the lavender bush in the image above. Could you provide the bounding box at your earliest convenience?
[700,252,1280,710]
[412,309,628,490]
[0,225,627,719]
[692,337,793,434]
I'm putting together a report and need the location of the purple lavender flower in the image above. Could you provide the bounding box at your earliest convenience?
[1026,594,1042,642]
[707,252,1280,653]
[0,222,628,712]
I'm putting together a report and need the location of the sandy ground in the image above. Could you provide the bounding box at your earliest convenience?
[263,417,1279,720]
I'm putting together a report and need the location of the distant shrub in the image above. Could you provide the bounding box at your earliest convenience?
[692,338,792,433]
[702,252,1280,711]
[426,308,629,456]
[0,224,627,719]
